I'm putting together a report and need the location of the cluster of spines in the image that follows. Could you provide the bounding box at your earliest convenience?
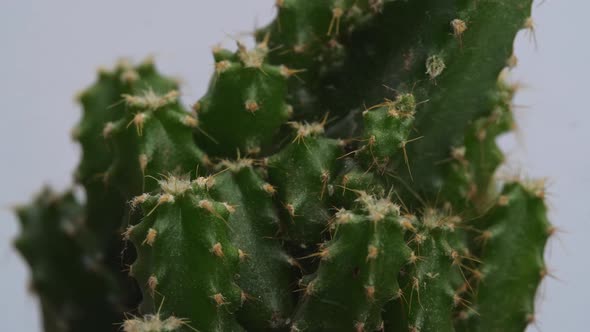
[103,87,204,197]
[335,165,385,208]
[73,57,179,188]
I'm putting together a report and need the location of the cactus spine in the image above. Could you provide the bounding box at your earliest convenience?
[15,1,551,331]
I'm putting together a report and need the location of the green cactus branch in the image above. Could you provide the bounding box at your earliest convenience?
[127,177,243,332]
[14,188,122,332]
[14,1,551,332]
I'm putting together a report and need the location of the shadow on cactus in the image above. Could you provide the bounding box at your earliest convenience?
[15,1,552,331]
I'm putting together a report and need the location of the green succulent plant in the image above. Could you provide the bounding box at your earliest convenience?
[15,1,551,331]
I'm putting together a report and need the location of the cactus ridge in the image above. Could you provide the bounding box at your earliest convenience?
[15,1,552,332]
[268,124,343,245]
[210,161,296,330]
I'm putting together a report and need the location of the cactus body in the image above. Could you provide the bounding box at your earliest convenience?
[292,195,409,331]
[196,44,291,156]
[128,177,243,332]
[15,1,552,332]
[14,189,120,332]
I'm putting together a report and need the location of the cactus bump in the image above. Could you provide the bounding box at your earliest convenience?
[15,1,552,331]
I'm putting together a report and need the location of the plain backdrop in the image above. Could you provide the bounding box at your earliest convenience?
[1,0,588,331]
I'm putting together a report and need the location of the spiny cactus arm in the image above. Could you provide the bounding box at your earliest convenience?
[73,60,183,316]
[462,182,551,331]
[105,89,204,197]
[210,161,296,330]
[390,211,466,332]
[291,194,410,332]
[268,121,343,245]
[73,59,179,242]
[126,177,244,332]
[74,58,178,185]
[14,188,120,332]
[195,43,292,157]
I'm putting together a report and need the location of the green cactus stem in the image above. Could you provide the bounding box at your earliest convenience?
[127,176,243,332]
[15,1,551,331]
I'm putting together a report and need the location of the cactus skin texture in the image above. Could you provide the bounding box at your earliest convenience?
[15,1,553,332]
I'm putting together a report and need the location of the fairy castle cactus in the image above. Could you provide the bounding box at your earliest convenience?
[15,0,552,331]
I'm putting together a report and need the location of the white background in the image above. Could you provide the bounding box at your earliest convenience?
[1,0,587,330]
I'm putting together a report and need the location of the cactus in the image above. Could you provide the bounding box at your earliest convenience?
[15,1,552,331]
